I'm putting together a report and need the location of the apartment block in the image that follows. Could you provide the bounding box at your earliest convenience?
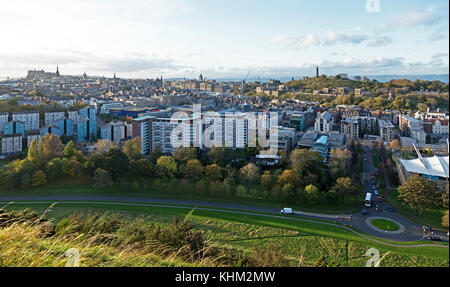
[378,120,396,143]
[0,113,8,131]
[12,112,39,131]
[1,134,23,156]
[3,121,25,137]
[77,118,97,143]
[45,111,66,126]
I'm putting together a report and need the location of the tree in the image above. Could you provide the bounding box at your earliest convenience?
[149,145,162,163]
[332,177,356,204]
[239,163,260,185]
[45,158,66,180]
[173,147,197,162]
[63,159,83,178]
[93,168,113,188]
[103,148,130,182]
[205,164,222,181]
[182,159,204,180]
[442,184,449,209]
[208,146,225,166]
[305,184,319,203]
[390,139,400,149]
[277,170,300,188]
[289,149,325,185]
[129,159,154,178]
[260,171,273,190]
[123,137,142,160]
[31,170,47,187]
[63,141,76,158]
[93,139,117,154]
[37,134,64,162]
[280,184,296,203]
[156,156,177,178]
[442,210,449,228]
[27,139,38,162]
[398,175,441,214]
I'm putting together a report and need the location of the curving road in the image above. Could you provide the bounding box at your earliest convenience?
[0,194,448,249]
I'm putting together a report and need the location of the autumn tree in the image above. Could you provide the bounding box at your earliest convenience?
[442,210,449,228]
[63,141,76,158]
[31,170,47,187]
[260,171,273,190]
[94,139,117,154]
[37,134,64,162]
[27,138,38,162]
[239,163,260,185]
[390,139,400,149]
[182,159,204,180]
[205,164,222,181]
[123,137,142,160]
[93,168,113,188]
[277,170,300,188]
[156,156,177,178]
[398,175,441,214]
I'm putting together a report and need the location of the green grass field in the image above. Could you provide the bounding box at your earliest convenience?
[388,189,446,229]
[2,202,448,267]
[371,219,399,231]
[0,178,359,214]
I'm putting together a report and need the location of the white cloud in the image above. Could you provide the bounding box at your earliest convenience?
[367,36,393,47]
[299,34,321,48]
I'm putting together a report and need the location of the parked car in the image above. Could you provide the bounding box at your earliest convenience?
[374,190,380,195]
[387,206,395,212]
[375,204,381,212]
[428,235,441,242]
[362,209,368,215]
[377,196,382,203]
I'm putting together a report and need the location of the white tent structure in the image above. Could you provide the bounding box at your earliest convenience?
[398,143,449,180]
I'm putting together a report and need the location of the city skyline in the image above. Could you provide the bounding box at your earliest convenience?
[0,0,449,80]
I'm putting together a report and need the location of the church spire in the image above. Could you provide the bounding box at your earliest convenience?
[56,66,60,77]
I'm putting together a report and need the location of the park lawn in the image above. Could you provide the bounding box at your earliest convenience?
[371,219,399,231]
[388,189,447,229]
[2,202,448,266]
[0,178,359,214]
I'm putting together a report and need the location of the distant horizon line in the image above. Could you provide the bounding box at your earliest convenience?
[1,72,449,83]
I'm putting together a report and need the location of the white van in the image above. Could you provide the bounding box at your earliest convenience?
[364,193,372,208]
[280,208,293,215]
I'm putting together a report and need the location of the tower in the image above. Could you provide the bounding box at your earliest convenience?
[56,66,60,77]
[316,66,319,78]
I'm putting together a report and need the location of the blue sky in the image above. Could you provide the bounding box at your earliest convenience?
[0,0,448,79]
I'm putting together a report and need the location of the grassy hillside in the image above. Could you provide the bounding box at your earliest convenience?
[1,204,448,267]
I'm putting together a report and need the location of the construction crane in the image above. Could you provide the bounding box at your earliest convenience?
[240,70,250,98]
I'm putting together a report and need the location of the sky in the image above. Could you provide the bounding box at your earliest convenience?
[0,0,448,80]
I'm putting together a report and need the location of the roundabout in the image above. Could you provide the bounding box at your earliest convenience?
[366,216,405,235]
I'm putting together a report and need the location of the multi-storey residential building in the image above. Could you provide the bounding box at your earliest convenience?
[3,121,25,137]
[356,116,378,136]
[68,110,80,123]
[415,109,449,121]
[378,120,396,143]
[100,102,124,114]
[341,117,359,141]
[1,134,23,156]
[423,119,449,134]
[314,111,334,133]
[45,111,66,126]
[0,113,8,131]
[282,112,305,132]
[77,118,97,143]
[55,118,75,137]
[399,114,426,144]
[101,121,128,144]
[12,112,39,131]
[40,125,61,137]
[80,106,97,122]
